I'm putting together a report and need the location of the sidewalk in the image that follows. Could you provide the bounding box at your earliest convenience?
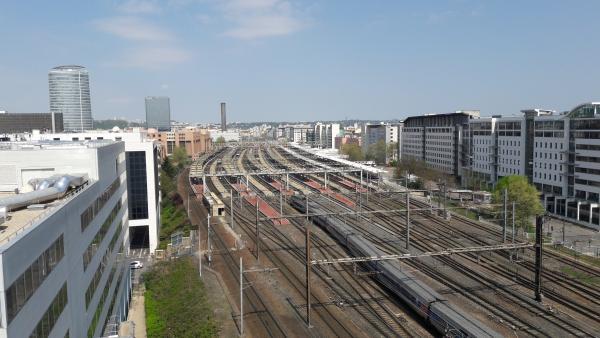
[120,283,147,338]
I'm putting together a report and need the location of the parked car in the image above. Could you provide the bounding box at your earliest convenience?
[130,260,143,269]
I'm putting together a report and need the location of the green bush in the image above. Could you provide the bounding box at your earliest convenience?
[144,257,218,337]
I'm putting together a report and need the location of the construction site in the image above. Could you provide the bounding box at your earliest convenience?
[185,143,600,337]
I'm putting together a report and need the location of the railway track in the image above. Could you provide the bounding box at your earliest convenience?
[195,144,600,337]
[232,149,427,336]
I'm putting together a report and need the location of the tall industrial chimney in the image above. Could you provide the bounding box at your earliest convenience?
[220,102,227,131]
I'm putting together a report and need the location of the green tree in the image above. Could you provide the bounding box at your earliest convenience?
[386,141,398,163]
[366,140,387,164]
[161,157,176,179]
[340,143,365,161]
[493,175,544,233]
[215,136,226,145]
[172,146,188,171]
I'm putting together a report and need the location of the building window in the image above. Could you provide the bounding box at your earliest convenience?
[29,283,68,338]
[81,178,121,231]
[5,235,65,324]
[83,201,122,270]
[126,152,149,220]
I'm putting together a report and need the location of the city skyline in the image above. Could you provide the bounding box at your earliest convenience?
[0,1,599,122]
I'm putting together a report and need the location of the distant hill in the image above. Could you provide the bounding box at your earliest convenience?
[93,119,145,130]
[228,119,403,129]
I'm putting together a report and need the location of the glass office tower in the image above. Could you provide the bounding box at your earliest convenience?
[145,96,171,131]
[48,65,93,132]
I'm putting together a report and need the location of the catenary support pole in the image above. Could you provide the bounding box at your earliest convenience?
[207,215,211,266]
[535,215,544,302]
[305,203,312,328]
[239,256,243,336]
[512,202,516,243]
[503,188,508,242]
[230,189,234,230]
[443,182,447,218]
[256,198,260,262]
[406,187,410,250]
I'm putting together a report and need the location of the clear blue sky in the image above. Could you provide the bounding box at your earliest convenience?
[0,1,599,123]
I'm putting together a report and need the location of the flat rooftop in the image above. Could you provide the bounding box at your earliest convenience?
[0,140,116,151]
[0,182,91,245]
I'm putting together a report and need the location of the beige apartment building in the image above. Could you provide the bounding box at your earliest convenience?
[148,127,212,159]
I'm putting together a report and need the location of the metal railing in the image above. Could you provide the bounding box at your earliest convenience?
[0,181,91,246]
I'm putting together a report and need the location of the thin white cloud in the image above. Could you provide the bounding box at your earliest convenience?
[118,0,162,14]
[94,16,173,41]
[119,46,191,69]
[220,0,307,39]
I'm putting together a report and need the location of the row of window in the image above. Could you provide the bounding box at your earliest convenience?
[88,242,124,338]
[83,201,122,271]
[499,167,521,175]
[499,158,521,166]
[572,131,600,139]
[29,283,68,338]
[535,141,564,150]
[575,167,600,176]
[535,162,562,171]
[497,131,522,137]
[535,152,563,161]
[535,172,563,182]
[535,120,564,130]
[85,223,123,309]
[87,264,118,338]
[576,155,600,163]
[575,178,600,188]
[500,149,521,156]
[534,131,564,138]
[537,183,563,196]
[5,235,65,324]
[425,152,453,159]
[499,139,521,147]
[81,177,121,231]
[575,144,600,151]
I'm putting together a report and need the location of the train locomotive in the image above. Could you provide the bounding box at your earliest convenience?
[290,196,501,338]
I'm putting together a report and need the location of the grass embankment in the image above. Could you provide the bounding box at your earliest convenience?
[144,257,217,337]
[549,245,600,268]
[559,266,600,285]
[158,156,193,249]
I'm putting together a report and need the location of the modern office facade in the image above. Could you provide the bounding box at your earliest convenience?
[0,141,131,337]
[0,112,64,134]
[465,102,600,228]
[30,130,161,251]
[363,123,400,162]
[402,111,479,176]
[49,65,93,132]
[145,96,171,131]
[314,123,340,149]
[276,124,315,144]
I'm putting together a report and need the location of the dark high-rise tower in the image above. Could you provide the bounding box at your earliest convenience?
[220,102,227,131]
[49,65,93,132]
[145,97,171,131]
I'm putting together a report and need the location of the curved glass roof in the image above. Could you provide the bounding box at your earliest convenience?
[567,102,600,118]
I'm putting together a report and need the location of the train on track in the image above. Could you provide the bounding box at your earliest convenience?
[290,195,501,338]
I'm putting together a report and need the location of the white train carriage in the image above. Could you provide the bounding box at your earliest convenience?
[203,191,225,217]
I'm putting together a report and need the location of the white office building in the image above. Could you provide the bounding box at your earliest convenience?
[0,141,131,337]
[313,123,340,149]
[466,102,600,229]
[276,124,314,144]
[30,130,161,251]
[363,123,400,162]
[402,111,479,176]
